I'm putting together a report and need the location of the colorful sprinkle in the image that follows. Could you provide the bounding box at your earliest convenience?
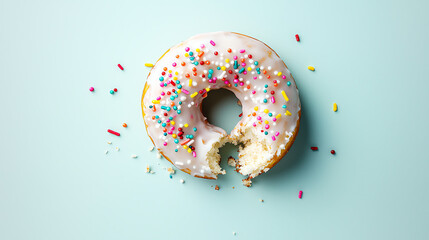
[333,103,338,112]
[107,129,120,136]
[295,34,300,42]
[117,64,124,70]
[89,87,94,92]
[298,190,303,199]
[145,63,154,67]
[308,66,315,71]
[310,146,318,151]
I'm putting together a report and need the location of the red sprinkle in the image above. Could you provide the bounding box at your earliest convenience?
[113,88,118,92]
[239,113,243,117]
[310,146,318,151]
[117,64,124,70]
[331,150,336,155]
[107,129,120,136]
[298,190,303,199]
[295,34,300,42]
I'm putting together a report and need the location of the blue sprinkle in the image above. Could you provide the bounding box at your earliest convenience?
[189,52,193,56]
[193,127,197,132]
[263,89,267,93]
[162,123,166,127]
[169,116,173,120]
[170,96,175,100]
[177,84,182,89]
[239,68,245,74]
[264,84,268,88]
[175,149,178,152]
[155,115,159,119]
[282,105,287,108]
[287,81,291,86]
[166,107,171,111]
[169,175,173,179]
[176,80,180,84]
[164,133,167,136]
[234,84,238,87]
[190,57,195,61]
[264,131,268,135]
[159,77,164,81]
[174,139,179,144]
[263,99,268,103]
[177,110,181,114]
[149,105,153,108]
[178,101,182,105]
[217,66,221,70]
[157,120,161,123]
[161,106,167,110]
[194,62,199,65]
[268,113,273,117]
[254,61,259,66]
[164,83,167,87]
[208,69,214,74]
[173,106,177,110]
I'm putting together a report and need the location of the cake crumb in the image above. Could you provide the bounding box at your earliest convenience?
[105,150,109,154]
[107,141,112,144]
[146,165,150,173]
[259,199,264,203]
[148,146,154,151]
[243,179,252,187]
[228,156,236,167]
[156,153,162,159]
[215,185,220,190]
[232,187,235,189]
[233,232,236,236]
[131,154,138,158]
[167,167,175,174]
[180,179,185,184]
[115,147,120,151]
[237,100,241,106]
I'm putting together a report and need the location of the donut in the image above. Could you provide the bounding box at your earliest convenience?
[142,32,301,185]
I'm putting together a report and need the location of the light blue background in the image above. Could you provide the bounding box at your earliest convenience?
[1,0,428,239]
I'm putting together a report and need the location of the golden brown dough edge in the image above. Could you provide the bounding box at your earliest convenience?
[141,32,302,180]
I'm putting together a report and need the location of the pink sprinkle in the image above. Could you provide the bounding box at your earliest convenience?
[212,77,217,81]
[265,124,270,129]
[208,79,213,83]
[185,47,190,52]
[167,131,172,134]
[257,116,262,120]
[299,190,303,199]
[253,76,257,80]
[271,96,276,103]
[272,118,277,122]
[200,44,205,48]
[233,56,238,60]
[107,129,120,136]
[161,92,165,96]
[275,131,280,136]
[252,90,256,94]
[192,151,197,157]
[168,74,172,77]
[239,82,244,86]
[224,80,229,85]
[159,83,164,87]
[89,87,94,92]
[233,79,239,83]
[243,71,247,75]
[239,49,245,53]
[172,62,177,67]
[156,96,161,100]
[171,127,175,130]
[282,75,286,79]
[163,142,167,146]
[182,89,189,94]
[272,136,276,141]
[210,40,216,46]
[253,123,257,127]
[241,63,246,66]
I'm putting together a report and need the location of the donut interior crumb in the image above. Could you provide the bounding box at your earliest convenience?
[205,126,273,184]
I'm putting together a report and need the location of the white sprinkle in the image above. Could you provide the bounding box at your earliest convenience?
[233,232,236,236]
[131,154,138,158]
[107,141,112,144]
[180,179,185,184]
[156,153,162,159]
[105,150,109,154]
[149,146,154,151]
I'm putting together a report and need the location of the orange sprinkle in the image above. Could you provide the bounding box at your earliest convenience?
[193,72,197,76]
[227,84,232,87]
[192,67,197,72]
[227,48,232,53]
[170,102,175,106]
[274,83,278,87]
[247,85,251,89]
[267,75,271,79]
[175,55,179,58]
[252,112,256,116]
[185,73,190,78]
[205,61,210,65]
[240,58,245,63]
[263,70,267,74]
[122,123,127,128]
[198,51,204,57]
[181,62,186,66]
[152,116,155,120]
[163,67,167,71]
[163,128,167,132]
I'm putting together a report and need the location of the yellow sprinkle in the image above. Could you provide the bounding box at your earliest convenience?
[189,79,193,87]
[333,103,338,112]
[205,87,211,92]
[196,48,200,52]
[175,72,179,75]
[276,114,282,119]
[277,72,282,76]
[183,145,188,149]
[254,106,259,111]
[172,134,177,138]
[152,100,160,104]
[225,58,230,63]
[185,53,189,57]
[168,70,172,73]
[247,67,252,71]
[177,89,181,94]
[184,123,189,128]
[221,66,226,71]
[264,109,269,114]
[173,76,178,80]
[187,148,192,153]
[285,110,292,116]
[264,120,269,124]
[308,66,315,71]
[281,90,289,102]
[171,121,175,125]
[191,92,198,98]
[144,63,154,67]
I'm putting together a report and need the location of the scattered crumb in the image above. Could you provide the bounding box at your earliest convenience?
[243,179,252,187]
[107,141,112,144]
[232,187,235,189]
[228,156,236,167]
[150,170,155,174]
[180,179,185,184]
[131,154,138,158]
[148,146,154,151]
[237,100,241,106]
[115,147,120,151]
[259,199,264,203]
[233,232,236,236]
[215,185,220,190]
[156,153,162,159]
[105,150,109,154]
[167,167,175,174]
[146,165,150,173]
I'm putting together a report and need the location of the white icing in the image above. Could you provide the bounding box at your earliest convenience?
[142,32,300,178]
